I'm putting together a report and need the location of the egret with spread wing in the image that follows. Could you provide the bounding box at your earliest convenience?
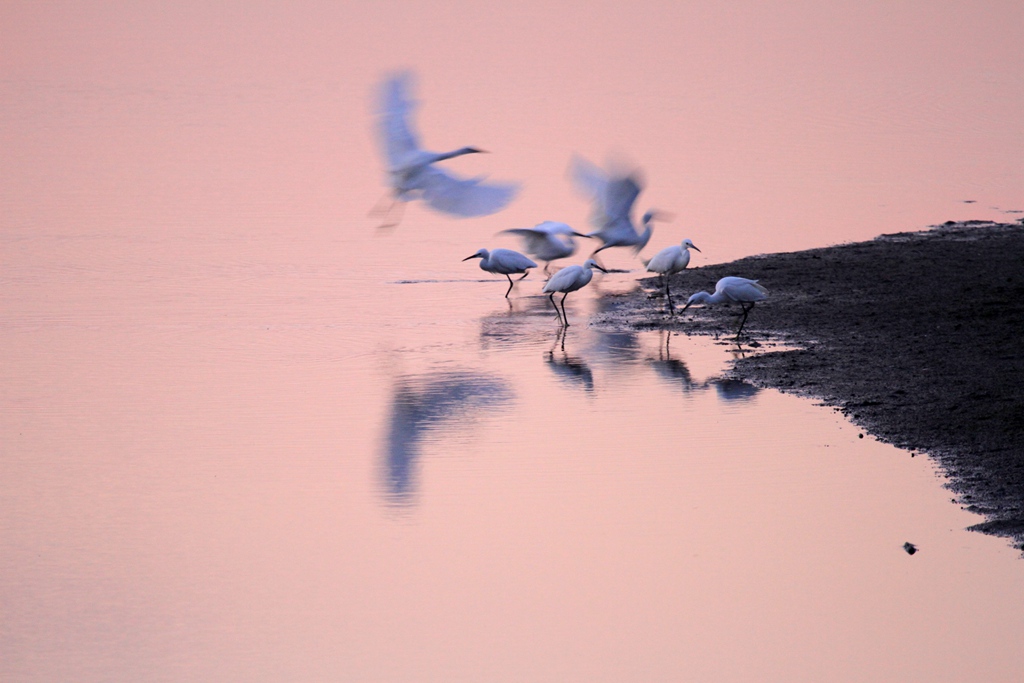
[569,155,669,267]
[499,220,588,274]
[372,72,519,228]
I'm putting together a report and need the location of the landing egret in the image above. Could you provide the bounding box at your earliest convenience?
[499,220,589,274]
[645,238,701,313]
[569,155,670,267]
[541,258,608,326]
[372,72,519,228]
[681,276,769,338]
[463,248,538,298]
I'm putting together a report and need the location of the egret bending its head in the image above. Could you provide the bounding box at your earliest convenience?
[645,238,701,314]
[541,259,608,327]
[372,72,519,229]
[462,248,537,298]
[681,276,768,338]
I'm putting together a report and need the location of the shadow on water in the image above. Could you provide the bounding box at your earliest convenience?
[545,328,595,393]
[380,370,514,506]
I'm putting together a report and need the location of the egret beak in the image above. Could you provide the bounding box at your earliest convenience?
[681,302,693,313]
[462,254,481,261]
[572,232,590,238]
[691,245,702,253]
[593,263,609,274]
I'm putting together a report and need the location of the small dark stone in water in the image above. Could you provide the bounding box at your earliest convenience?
[903,542,918,555]
[858,433,864,439]
[749,340,761,348]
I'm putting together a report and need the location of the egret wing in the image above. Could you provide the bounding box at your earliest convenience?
[376,72,421,169]
[418,166,519,217]
[569,155,610,203]
[602,174,642,223]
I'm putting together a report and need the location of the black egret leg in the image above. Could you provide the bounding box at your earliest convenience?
[664,276,674,314]
[505,274,514,298]
[517,270,530,281]
[548,293,563,325]
[560,293,570,327]
[736,303,753,338]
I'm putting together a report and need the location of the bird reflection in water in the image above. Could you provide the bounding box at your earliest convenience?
[712,378,761,401]
[381,370,513,505]
[545,328,595,392]
[646,330,695,392]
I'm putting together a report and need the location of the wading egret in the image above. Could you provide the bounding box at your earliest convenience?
[541,258,608,326]
[645,238,701,313]
[569,155,670,267]
[462,248,538,298]
[372,72,519,228]
[499,220,589,274]
[681,276,769,338]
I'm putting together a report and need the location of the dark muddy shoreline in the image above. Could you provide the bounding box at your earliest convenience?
[594,220,1024,551]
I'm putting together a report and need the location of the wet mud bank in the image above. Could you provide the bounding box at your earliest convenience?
[595,221,1024,550]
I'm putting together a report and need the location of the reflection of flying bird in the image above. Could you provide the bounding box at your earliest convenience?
[462,248,537,298]
[569,155,670,266]
[682,276,769,338]
[542,258,608,327]
[645,238,701,313]
[382,371,513,505]
[371,72,519,228]
[499,221,588,274]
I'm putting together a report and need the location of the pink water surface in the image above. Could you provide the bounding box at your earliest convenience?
[2,2,1023,681]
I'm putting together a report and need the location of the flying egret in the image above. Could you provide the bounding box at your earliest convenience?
[499,220,589,274]
[462,248,538,298]
[541,258,608,326]
[372,71,519,228]
[569,155,670,267]
[681,276,769,338]
[645,238,701,313]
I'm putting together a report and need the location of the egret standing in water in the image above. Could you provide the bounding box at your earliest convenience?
[681,276,769,338]
[371,72,519,229]
[499,220,589,274]
[645,238,701,314]
[569,155,670,268]
[541,259,608,326]
[463,248,538,298]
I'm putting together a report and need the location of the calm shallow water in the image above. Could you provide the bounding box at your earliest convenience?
[3,2,1024,681]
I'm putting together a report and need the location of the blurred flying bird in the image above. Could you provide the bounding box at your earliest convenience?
[681,276,769,338]
[645,238,701,313]
[371,71,519,228]
[541,258,608,326]
[499,220,588,274]
[569,155,670,267]
[462,248,537,298]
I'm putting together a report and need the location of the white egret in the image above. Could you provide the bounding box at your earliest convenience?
[499,220,589,274]
[681,276,769,337]
[541,258,608,326]
[462,248,538,298]
[645,238,701,313]
[569,155,670,267]
[372,72,519,228]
